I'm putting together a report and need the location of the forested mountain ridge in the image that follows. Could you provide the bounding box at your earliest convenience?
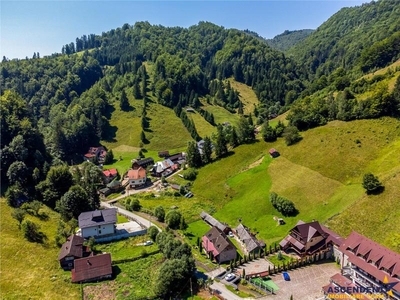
[0,21,308,198]
[287,0,400,79]
[264,29,314,52]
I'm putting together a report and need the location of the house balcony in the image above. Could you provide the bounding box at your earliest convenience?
[352,267,381,288]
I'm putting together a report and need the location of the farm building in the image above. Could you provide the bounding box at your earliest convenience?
[131,157,154,169]
[58,235,91,270]
[200,211,230,234]
[71,253,112,283]
[235,224,265,254]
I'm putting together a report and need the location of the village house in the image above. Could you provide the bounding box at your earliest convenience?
[279,220,343,258]
[235,223,265,254]
[84,146,107,163]
[127,167,147,188]
[58,235,91,270]
[322,231,400,300]
[71,253,113,283]
[102,168,118,184]
[202,226,237,264]
[78,209,117,239]
[152,158,178,177]
[200,211,231,234]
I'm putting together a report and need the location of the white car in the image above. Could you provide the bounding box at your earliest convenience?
[225,273,235,281]
[144,240,153,246]
[228,231,234,237]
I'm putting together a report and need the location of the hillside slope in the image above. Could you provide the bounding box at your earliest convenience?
[265,29,314,52]
[288,0,400,77]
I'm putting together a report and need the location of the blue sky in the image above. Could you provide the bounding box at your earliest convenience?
[1,0,370,59]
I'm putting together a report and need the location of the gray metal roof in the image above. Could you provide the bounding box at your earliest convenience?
[236,223,263,253]
[200,211,227,232]
[78,208,117,229]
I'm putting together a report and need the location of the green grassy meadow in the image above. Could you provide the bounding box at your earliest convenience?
[96,235,158,261]
[83,253,163,300]
[228,78,258,115]
[0,198,80,300]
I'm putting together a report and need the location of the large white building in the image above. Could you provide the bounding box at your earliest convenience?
[78,209,117,239]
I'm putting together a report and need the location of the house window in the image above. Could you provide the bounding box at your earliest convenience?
[99,230,102,234]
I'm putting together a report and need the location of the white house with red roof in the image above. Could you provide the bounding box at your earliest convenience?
[127,167,147,188]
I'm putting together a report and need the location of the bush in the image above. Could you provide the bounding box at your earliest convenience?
[270,192,298,216]
[183,168,198,181]
[21,220,46,243]
[148,226,159,241]
[283,126,302,146]
[154,206,165,222]
[165,210,182,229]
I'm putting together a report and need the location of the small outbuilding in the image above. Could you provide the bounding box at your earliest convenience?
[269,148,280,158]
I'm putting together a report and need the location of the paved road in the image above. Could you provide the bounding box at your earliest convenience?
[100,201,161,232]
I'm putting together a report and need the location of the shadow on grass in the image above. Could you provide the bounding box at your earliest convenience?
[102,121,118,143]
[366,186,385,195]
[112,265,122,278]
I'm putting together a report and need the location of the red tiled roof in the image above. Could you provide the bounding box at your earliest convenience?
[71,253,112,283]
[340,231,400,292]
[330,273,355,288]
[128,167,146,180]
[103,169,117,177]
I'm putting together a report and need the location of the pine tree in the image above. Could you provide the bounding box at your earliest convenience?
[186,141,202,168]
[201,136,212,165]
[120,90,129,111]
[215,125,228,158]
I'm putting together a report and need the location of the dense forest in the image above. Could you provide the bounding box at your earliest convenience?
[288,0,400,79]
[264,29,314,52]
[1,0,400,208]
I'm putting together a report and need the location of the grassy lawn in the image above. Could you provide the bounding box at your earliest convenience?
[96,235,158,261]
[123,192,216,224]
[267,253,295,266]
[184,220,211,247]
[116,214,129,224]
[225,285,253,298]
[0,198,79,299]
[83,253,163,299]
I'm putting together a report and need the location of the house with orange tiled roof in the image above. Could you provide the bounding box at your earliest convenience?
[84,146,107,163]
[127,167,147,188]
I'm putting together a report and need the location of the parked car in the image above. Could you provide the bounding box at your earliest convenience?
[144,240,153,246]
[225,273,235,281]
[184,192,193,198]
[282,272,290,281]
[228,231,234,238]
